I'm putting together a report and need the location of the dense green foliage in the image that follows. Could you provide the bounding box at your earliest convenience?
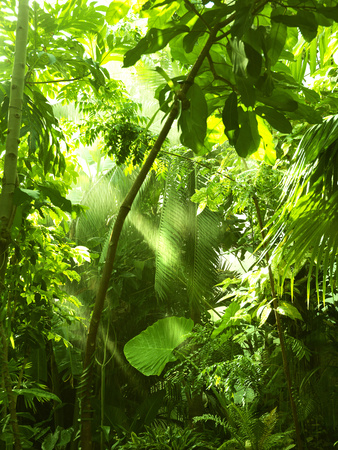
[0,0,338,449]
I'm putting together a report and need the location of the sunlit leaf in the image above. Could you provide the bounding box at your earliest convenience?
[124,317,194,376]
[277,301,303,321]
[106,1,131,25]
[179,83,208,154]
[235,110,260,158]
[124,25,189,67]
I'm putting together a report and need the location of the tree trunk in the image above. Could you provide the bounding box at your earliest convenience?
[79,18,235,448]
[253,196,303,450]
[0,2,29,449]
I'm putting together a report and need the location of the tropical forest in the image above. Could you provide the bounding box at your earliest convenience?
[0,0,338,448]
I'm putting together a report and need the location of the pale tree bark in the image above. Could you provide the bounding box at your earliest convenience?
[0,1,29,449]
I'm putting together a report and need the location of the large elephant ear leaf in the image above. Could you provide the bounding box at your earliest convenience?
[124,316,194,376]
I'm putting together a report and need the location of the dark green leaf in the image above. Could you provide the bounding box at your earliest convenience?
[255,73,274,96]
[183,19,206,53]
[179,83,208,154]
[37,185,73,213]
[268,13,287,65]
[255,106,292,133]
[124,25,189,67]
[222,92,239,145]
[317,6,338,22]
[244,43,262,78]
[13,188,40,205]
[256,89,298,112]
[272,11,318,43]
[231,5,253,38]
[235,110,260,157]
[236,75,256,107]
[288,103,322,124]
[301,87,320,104]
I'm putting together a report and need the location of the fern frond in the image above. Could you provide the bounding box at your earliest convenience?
[155,149,220,318]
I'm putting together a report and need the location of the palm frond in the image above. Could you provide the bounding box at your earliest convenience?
[268,115,338,303]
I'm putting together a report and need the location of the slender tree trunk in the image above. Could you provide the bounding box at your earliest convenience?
[79,16,236,448]
[253,196,303,450]
[0,2,29,449]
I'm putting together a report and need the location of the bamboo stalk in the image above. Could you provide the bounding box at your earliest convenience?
[0,2,30,448]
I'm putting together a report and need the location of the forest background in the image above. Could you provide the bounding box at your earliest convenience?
[0,0,338,449]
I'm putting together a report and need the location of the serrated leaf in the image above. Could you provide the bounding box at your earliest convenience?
[124,317,194,376]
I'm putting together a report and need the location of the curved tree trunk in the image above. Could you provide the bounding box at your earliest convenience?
[0,1,29,449]
[79,17,236,448]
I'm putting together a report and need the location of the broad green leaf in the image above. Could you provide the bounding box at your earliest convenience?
[123,25,189,67]
[256,89,298,112]
[255,116,276,164]
[268,12,287,65]
[124,317,194,376]
[42,429,60,450]
[13,188,40,205]
[258,305,272,327]
[272,11,318,42]
[179,83,208,154]
[231,5,253,38]
[236,75,256,107]
[183,18,206,53]
[244,43,262,78]
[38,185,73,213]
[288,103,322,124]
[255,106,292,133]
[106,1,130,25]
[318,6,338,22]
[212,302,241,338]
[235,110,260,158]
[222,92,239,145]
[277,301,303,321]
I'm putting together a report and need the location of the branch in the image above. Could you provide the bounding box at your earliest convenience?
[183,0,211,30]
[26,74,89,84]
